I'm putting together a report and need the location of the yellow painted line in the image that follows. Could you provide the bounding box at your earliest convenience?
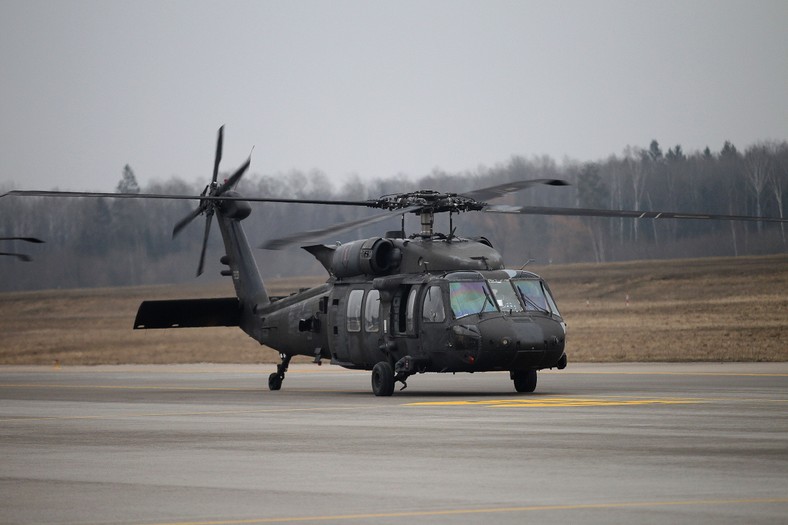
[404,397,705,408]
[142,497,788,525]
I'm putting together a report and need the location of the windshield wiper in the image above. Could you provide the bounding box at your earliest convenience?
[516,288,550,314]
[478,286,497,316]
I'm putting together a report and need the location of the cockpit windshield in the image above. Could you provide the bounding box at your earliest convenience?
[513,279,560,315]
[449,281,497,318]
[487,280,524,313]
[447,276,561,318]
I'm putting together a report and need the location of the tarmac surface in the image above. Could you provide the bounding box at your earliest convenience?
[1,362,787,524]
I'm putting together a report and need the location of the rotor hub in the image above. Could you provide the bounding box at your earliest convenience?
[370,190,485,214]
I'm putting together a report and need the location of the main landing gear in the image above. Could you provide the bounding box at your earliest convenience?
[268,353,292,391]
[371,360,413,396]
[371,361,395,396]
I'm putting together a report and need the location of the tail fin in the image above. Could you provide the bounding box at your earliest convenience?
[214,196,270,338]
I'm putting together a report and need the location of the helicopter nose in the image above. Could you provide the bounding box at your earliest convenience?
[475,316,565,369]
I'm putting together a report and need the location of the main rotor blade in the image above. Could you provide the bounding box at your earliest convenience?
[172,205,206,238]
[213,126,224,184]
[484,204,788,223]
[260,206,422,250]
[1,190,373,206]
[0,236,44,243]
[462,179,569,202]
[196,212,213,276]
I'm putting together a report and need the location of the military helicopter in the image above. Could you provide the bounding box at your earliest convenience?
[4,127,786,395]
[0,236,44,261]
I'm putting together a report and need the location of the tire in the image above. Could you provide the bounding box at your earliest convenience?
[371,361,395,397]
[268,372,283,391]
[512,369,537,393]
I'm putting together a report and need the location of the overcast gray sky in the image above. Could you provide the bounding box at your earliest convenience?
[1,0,786,192]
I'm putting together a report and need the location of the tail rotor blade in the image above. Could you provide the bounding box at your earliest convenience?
[216,155,251,196]
[212,126,224,184]
[173,205,205,238]
[196,212,213,276]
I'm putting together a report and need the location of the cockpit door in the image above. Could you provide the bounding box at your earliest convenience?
[418,285,450,358]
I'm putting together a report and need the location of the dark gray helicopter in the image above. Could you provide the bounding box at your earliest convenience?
[5,128,787,395]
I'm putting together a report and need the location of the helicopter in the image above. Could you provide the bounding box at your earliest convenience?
[0,236,44,261]
[4,127,787,396]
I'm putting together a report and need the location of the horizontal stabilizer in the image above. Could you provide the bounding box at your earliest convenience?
[134,298,240,329]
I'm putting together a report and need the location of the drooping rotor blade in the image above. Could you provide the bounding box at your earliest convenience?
[260,206,422,250]
[196,211,214,276]
[0,236,44,243]
[484,205,788,223]
[0,189,373,206]
[0,252,32,262]
[1,190,206,201]
[462,179,569,203]
[213,126,224,184]
[172,204,207,238]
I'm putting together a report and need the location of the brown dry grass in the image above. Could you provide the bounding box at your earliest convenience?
[0,255,786,364]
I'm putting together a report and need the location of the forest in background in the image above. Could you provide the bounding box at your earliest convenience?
[1,139,786,292]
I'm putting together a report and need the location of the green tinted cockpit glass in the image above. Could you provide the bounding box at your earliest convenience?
[449,281,497,318]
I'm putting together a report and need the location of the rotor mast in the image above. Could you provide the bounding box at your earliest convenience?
[419,209,435,237]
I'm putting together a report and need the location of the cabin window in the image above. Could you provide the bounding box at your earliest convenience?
[449,281,497,319]
[392,287,407,334]
[405,286,419,334]
[513,280,549,313]
[487,280,524,313]
[364,290,380,332]
[422,285,446,323]
[346,289,364,332]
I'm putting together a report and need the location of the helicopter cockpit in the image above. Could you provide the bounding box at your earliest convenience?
[444,270,562,320]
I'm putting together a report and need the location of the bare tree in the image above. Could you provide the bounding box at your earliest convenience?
[743,144,773,233]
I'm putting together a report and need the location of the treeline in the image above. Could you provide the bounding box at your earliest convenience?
[1,140,786,291]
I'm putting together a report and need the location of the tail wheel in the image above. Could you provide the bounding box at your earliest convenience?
[371,361,395,396]
[512,369,537,393]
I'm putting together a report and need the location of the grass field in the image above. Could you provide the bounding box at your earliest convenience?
[1,254,786,365]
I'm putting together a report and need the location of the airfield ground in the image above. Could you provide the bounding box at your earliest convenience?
[1,363,787,524]
[0,254,786,365]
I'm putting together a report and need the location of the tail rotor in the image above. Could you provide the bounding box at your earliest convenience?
[172,126,251,276]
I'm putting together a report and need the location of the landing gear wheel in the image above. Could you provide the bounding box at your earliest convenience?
[268,353,292,392]
[371,361,395,397]
[512,369,537,393]
[268,372,283,391]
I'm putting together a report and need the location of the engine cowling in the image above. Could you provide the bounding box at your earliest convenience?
[325,237,399,278]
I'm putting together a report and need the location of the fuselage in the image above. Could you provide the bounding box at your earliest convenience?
[256,236,567,374]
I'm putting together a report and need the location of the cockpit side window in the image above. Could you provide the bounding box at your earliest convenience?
[542,283,561,317]
[449,281,497,319]
[422,285,446,323]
